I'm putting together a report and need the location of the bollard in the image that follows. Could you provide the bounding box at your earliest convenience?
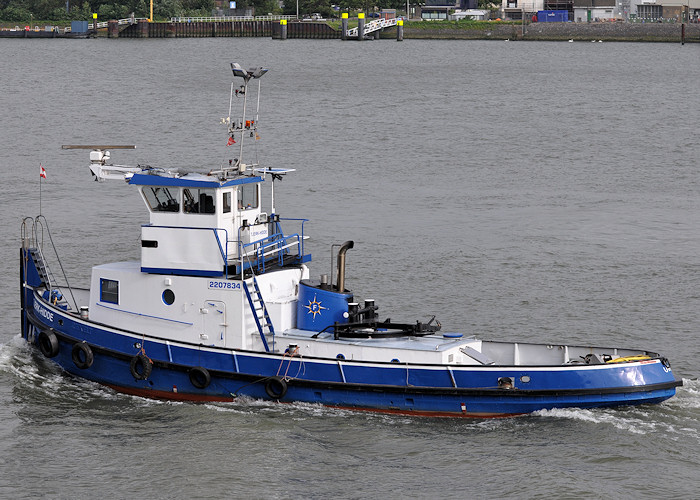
[397,19,403,41]
[341,13,348,40]
[681,23,685,45]
[280,19,287,40]
[357,12,365,40]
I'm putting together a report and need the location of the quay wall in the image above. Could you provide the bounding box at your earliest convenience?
[99,20,700,43]
[395,21,699,42]
[115,20,340,38]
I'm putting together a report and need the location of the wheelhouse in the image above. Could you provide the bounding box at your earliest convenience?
[129,172,304,278]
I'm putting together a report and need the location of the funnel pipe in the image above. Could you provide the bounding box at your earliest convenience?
[336,240,354,292]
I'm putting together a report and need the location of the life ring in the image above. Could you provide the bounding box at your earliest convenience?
[264,376,288,399]
[130,353,152,380]
[189,366,211,389]
[38,331,59,358]
[71,342,94,369]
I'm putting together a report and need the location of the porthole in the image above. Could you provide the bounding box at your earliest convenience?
[162,289,175,305]
[336,353,345,360]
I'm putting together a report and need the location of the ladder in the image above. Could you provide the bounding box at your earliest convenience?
[243,277,275,352]
[28,247,56,290]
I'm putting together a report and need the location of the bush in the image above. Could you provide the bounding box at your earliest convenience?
[1,5,33,22]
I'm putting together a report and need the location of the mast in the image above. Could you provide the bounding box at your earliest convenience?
[227,63,268,178]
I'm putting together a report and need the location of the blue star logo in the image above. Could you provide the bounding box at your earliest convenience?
[304,294,327,319]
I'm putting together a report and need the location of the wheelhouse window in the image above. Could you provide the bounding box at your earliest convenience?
[142,187,180,212]
[184,188,216,214]
[238,184,259,210]
[100,279,119,304]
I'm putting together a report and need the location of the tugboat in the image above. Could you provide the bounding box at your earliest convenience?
[19,63,682,417]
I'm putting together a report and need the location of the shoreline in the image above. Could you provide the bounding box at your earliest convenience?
[394,21,698,43]
[2,20,697,43]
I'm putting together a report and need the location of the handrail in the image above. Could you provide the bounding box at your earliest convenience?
[170,15,297,22]
[246,233,301,274]
[235,223,306,275]
[64,17,146,32]
[346,17,398,37]
[238,229,284,273]
[29,216,79,312]
[278,217,308,257]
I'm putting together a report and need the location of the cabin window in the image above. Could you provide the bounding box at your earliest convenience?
[142,187,180,212]
[238,184,258,210]
[222,192,232,214]
[100,279,119,304]
[183,188,216,214]
[162,289,175,305]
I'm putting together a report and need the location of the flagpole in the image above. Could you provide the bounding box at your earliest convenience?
[39,163,46,216]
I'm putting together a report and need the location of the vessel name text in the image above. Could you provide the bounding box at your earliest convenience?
[34,301,54,322]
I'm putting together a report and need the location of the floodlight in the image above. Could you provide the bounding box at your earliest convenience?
[230,63,249,79]
[248,67,268,79]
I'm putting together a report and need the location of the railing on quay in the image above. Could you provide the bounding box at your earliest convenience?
[171,15,297,23]
[346,17,398,37]
[64,17,146,32]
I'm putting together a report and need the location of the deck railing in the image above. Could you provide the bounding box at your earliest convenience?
[233,217,308,276]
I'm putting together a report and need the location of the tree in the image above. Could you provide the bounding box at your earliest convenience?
[0,0,218,20]
[0,5,33,21]
[282,0,335,17]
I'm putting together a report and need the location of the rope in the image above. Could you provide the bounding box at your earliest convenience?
[276,345,299,378]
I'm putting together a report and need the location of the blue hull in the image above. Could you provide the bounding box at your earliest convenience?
[22,288,681,418]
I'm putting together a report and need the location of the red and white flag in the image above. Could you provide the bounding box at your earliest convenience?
[40,164,47,179]
[227,136,236,146]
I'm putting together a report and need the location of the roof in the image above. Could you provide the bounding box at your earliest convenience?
[128,172,262,188]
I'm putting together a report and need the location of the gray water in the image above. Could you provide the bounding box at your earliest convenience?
[1,38,699,498]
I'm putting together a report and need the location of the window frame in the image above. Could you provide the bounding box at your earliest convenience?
[100,278,119,304]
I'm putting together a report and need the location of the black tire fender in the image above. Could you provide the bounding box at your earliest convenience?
[38,331,59,358]
[71,342,94,369]
[188,366,211,389]
[130,353,152,380]
[264,376,288,399]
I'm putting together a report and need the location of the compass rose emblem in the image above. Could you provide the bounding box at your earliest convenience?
[304,294,327,319]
